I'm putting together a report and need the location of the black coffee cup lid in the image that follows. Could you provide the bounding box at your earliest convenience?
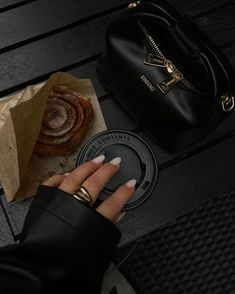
[76,130,158,210]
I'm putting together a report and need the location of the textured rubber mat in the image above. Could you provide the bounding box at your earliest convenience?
[115,191,235,294]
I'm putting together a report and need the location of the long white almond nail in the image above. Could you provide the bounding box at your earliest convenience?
[125,179,137,188]
[92,155,105,164]
[110,157,122,166]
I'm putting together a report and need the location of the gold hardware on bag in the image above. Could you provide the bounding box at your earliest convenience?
[158,72,183,94]
[128,1,141,9]
[140,22,196,92]
[145,54,168,67]
[220,95,235,112]
[145,53,183,94]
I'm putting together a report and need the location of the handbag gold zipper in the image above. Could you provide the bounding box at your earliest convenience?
[138,21,196,94]
[144,53,183,93]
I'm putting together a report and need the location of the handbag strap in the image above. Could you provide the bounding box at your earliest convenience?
[128,0,235,112]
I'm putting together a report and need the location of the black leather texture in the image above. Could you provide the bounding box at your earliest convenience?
[97,0,235,153]
[0,185,121,294]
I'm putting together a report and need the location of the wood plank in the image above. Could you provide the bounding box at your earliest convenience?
[0,0,232,53]
[0,0,128,51]
[195,4,235,46]
[0,13,116,96]
[0,0,35,11]
[118,135,235,245]
[68,58,109,98]
[168,0,231,17]
[100,97,139,130]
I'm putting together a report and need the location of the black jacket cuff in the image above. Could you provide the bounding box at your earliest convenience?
[0,185,121,294]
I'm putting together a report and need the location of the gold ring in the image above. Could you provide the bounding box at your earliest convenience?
[72,186,92,205]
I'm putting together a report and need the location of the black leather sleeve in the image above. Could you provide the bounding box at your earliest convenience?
[0,185,121,294]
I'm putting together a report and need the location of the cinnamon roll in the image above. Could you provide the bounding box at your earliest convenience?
[34,85,94,156]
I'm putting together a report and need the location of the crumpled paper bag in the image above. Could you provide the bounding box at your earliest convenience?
[0,72,106,201]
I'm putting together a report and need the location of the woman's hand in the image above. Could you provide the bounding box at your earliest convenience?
[43,155,136,223]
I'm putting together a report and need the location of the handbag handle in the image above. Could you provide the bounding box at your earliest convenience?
[128,0,235,112]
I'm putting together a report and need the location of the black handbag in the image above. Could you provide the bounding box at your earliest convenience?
[97,0,235,153]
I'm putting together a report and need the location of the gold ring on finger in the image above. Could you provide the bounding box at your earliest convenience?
[72,186,92,205]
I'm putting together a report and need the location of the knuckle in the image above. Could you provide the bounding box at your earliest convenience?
[59,176,77,191]
[63,174,76,185]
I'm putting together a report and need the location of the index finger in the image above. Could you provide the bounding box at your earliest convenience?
[96,179,136,223]
[58,155,105,193]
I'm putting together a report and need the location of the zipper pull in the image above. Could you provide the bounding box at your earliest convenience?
[144,53,167,67]
[159,58,183,94]
[144,53,183,94]
[158,70,183,94]
[157,76,181,94]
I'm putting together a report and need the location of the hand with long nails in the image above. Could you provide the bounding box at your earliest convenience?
[43,155,136,223]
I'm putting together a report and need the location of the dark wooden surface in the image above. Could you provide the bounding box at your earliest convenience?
[0,0,234,247]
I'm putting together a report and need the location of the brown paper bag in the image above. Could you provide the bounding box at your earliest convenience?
[0,72,106,201]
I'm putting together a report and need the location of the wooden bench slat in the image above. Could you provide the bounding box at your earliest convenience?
[168,0,230,16]
[0,0,128,51]
[0,0,233,53]
[68,58,108,98]
[100,97,139,131]
[0,0,34,10]
[0,13,116,96]
[195,4,235,46]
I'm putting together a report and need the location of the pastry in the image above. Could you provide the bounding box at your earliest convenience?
[34,85,94,156]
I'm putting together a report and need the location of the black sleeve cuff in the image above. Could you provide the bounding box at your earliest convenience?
[19,185,121,292]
